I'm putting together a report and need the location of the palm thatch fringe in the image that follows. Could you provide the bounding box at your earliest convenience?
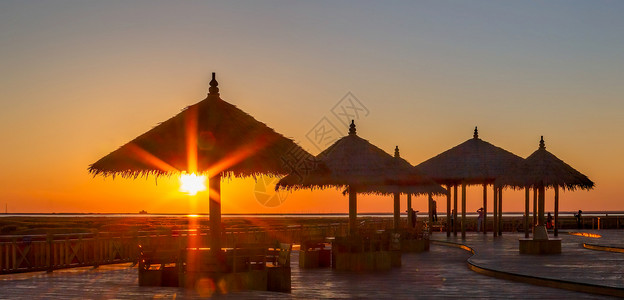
[277,122,445,194]
[497,137,594,191]
[415,127,524,185]
[89,76,313,179]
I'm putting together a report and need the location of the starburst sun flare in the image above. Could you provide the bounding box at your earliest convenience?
[179,173,207,196]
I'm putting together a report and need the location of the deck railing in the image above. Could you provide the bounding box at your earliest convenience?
[0,222,362,274]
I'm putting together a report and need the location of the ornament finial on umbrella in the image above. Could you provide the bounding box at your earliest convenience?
[209,72,219,96]
[539,136,546,150]
[473,126,479,139]
[349,120,356,135]
[394,146,400,158]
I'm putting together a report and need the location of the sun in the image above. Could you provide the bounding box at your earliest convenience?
[179,173,207,196]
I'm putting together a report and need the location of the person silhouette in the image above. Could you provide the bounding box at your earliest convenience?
[574,210,583,229]
[546,212,553,229]
[477,208,484,232]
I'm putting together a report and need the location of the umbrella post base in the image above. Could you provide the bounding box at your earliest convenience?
[533,225,549,240]
[519,238,561,254]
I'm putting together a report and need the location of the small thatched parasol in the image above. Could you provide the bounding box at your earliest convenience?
[415,127,525,238]
[277,121,445,235]
[498,136,594,238]
[358,146,446,231]
[89,73,314,251]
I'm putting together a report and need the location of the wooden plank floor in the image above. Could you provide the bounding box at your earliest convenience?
[2,239,616,299]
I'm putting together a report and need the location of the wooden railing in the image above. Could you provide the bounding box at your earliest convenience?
[0,232,137,274]
[0,221,364,274]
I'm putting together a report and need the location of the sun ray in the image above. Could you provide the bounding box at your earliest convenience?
[125,143,178,173]
[185,105,198,174]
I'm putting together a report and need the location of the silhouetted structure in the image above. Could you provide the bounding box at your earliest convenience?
[277,121,444,236]
[498,136,594,239]
[416,127,524,238]
[89,73,314,252]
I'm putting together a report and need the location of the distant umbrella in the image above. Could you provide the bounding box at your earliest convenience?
[89,73,314,250]
[498,136,594,191]
[415,127,525,237]
[277,121,445,235]
[416,127,524,185]
[498,136,594,237]
[357,146,445,195]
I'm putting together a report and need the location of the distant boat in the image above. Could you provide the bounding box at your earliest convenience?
[139,210,147,214]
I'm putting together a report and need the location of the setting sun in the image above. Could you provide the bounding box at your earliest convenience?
[179,174,207,196]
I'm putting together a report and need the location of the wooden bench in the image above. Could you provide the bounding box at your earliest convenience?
[137,244,181,287]
[267,243,292,292]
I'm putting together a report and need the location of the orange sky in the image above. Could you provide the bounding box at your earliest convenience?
[1,2,622,214]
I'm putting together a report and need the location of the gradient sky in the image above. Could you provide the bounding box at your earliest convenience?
[1,1,623,214]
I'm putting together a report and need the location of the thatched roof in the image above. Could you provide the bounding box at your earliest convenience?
[276,122,445,195]
[415,127,525,185]
[497,136,594,191]
[89,73,313,179]
[357,146,446,195]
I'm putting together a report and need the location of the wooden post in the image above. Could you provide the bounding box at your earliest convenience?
[428,193,433,234]
[446,185,451,237]
[12,237,17,271]
[482,184,487,234]
[538,185,545,226]
[498,187,503,236]
[209,173,222,253]
[393,193,400,232]
[93,233,100,269]
[461,183,466,239]
[407,193,413,228]
[47,233,53,273]
[554,185,559,237]
[533,188,537,227]
[453,185,458,236]
[524,187,530,238]
[493,185,498,237]
[348,186,357,236]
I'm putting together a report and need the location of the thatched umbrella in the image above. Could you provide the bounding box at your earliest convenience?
[359,146,446,231]
[276,121,445,235]
[89,73,314,251]
[498,136,594,238]
[416,127,524,238]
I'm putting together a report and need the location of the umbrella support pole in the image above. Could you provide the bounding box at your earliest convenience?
[554,186,559,237]
[393,193,400,232]
[482,184,487,235]
[524,188,530,238]
[446,186,451,237]
[209,173,222,253]
[461,183,466,239]
[493,186,498,237]
[348,187,357,236]
[498,188,503,236]
[453,185,458,236]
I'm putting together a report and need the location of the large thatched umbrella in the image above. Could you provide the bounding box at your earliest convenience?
[416,127,524,238]
[276,121,444,235]
[498,136,594,238]
[89,73,314,251]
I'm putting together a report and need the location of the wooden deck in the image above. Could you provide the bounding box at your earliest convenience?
[2,230,622,298]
